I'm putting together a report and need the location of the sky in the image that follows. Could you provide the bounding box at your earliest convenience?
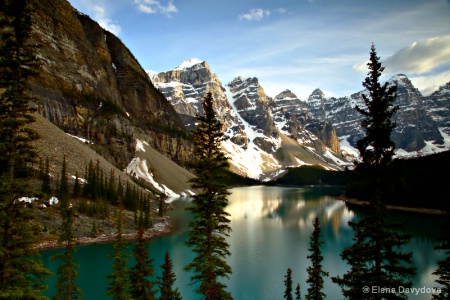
[67,0,450,99]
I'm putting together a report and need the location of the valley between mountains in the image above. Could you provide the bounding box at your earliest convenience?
[26,0,450,197]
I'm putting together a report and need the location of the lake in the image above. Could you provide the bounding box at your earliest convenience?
[41,186,446,299]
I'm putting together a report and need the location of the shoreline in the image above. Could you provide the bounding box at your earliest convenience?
[36,217,173,251]
[338,197,447,215]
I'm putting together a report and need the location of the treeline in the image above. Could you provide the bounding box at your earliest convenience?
[40,157,156,227]
[346,150,450,209]
[271,165,348,186]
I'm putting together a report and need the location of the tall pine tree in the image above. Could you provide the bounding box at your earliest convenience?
[305,217,328,300]
[332,44,415,300]
[295,283,301,300]
[106,201,130,300]
[184,92,233,299]
[0,0,51,297]
[284,268,293,300]
[129,227,157,300]
[41,157,51,194]
[158,252,181,300]
[59,155,69,206]
[432,209,450,300]
[52,204,83,300]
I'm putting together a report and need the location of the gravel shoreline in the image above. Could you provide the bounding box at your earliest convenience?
[36,216,173,250]
[338,197,446,215]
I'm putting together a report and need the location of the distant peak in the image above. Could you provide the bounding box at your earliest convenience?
[390,74,410,82]
[175,58,204,70]
[311,88,325,96]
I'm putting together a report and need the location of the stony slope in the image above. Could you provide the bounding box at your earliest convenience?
[28,0,191,171]
[30,113,194,196]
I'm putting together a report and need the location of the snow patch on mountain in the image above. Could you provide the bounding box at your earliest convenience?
[175,58,203,70]
[125,157,178,197]
[339,135,359,158]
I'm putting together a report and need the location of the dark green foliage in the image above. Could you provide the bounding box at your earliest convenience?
[333,44,416,300]
[218,169,260,186]
[305,218,328,300]
[295,283,301,300]
[332,213,415,299]
[76,160,145,219]
[432,211,450,299]
[41,157,52,194]
[91,221,98,237]
[52,206,83,300]
[158,252,181,300]
[129,228,157,300]
[284,268,293,300]
[355,44,399,170]
[73,172,81,198]
[59,155,69,206]
[185,92,233,299]
[0,0,51,297]
[158,197,165,217]
[0,0,39,177]
[106,203,130,300]
[347,150,450,208]
[273,166,348,186]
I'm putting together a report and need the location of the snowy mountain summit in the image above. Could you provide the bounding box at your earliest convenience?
[175,58,204,70]
[152,60,350,179]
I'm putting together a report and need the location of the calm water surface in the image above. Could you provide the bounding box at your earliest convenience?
[42,186,445,299]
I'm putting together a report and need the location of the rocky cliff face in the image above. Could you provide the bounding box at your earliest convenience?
[151,59,249,148]
[305,75,447,152]
[272,89,341,153]
[27,0,190,169]
[424,81,450,135]
[226,77,279,153]
[153,61,350,179]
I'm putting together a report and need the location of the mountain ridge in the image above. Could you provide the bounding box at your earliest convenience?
[152,58,450,174]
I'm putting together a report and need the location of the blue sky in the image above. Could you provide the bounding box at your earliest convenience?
[67,0,450,99]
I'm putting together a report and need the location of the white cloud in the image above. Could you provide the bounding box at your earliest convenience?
[274,8,287,14]
[134,0,178,15]
[93,5,121,35]
[239,8,271,21]
[384,35,450,74]
[410,71,450,96]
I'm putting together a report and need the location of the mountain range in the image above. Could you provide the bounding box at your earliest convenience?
[150,59,450,178]
[23,0,450,191]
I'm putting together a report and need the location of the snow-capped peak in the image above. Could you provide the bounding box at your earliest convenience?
[146,70,158,79]
[175,58,203,70]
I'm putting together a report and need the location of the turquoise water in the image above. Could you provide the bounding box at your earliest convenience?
[41,186,446,299]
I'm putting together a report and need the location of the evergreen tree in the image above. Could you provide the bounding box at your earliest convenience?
[355,44,399,171]
[295,283,301,300]
[73,172,81,198]
[158,197,164,217]
[432,210,450,299]
[284,268,293,300]
[59,155,69,206]
[106,201,130,300]
[305,217,328,300]
[129,227,157,300]
[41,157,51,194]
[184,92,233,299]
[332,44,415,300]
[52,204,83,300]
[144,197,152,229]
[0,0,51,297]
[91,221,98,237]
[158,252,181,300]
